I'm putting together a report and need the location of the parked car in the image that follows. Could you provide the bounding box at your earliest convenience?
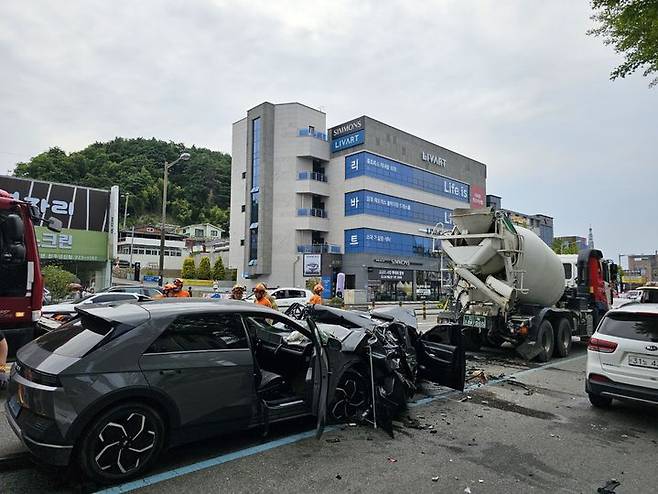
[616,286,658,307]
[586,303,658,408]
[6,299,464,483]
[102,285,163,298]
[38,292,145,330]
[246,287,314,308]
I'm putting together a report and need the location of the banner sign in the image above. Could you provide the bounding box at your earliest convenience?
[0,175,110,232]
[330,117,364,139]
[470,184,486,208]
[345,190,453,229]
[331,130,365,153]
[344,152,469,203]
[303,253,321,277]
[345,228,434,258]
[35,227,108,261]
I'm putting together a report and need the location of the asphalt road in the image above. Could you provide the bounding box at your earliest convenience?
[2,341,657,493]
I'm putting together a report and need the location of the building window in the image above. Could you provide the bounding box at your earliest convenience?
[242,171,246,179]
[241,204,246,212]
[195,228,204,237]
[240,239,245,246]
[308,125,315,133]
[249,117,261,262]
[211,230,218,237]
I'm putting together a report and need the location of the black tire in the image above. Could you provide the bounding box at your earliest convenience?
[534,320,555,362]
[554,318,573,358]
[78,402,166,484]
[463,327,482,351]
[588,392,613,408]
[329,370,370,423]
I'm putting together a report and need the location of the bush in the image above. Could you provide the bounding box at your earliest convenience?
[197,257,212,280]
[42,265,76,301]
[306,277,321,290]
[181,257,196,279]
[326,296,344,308]
[212,257,226,280]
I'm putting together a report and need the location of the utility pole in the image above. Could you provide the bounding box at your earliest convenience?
[122,192,129,230]
[158,153,191,286]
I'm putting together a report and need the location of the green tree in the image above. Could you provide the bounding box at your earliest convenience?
[181,257,197,279]
[588,0,658,87]
[306,277,322,290]
[13,137,232,227]
[552,239,579,254]
[197,257,212,280]
[42,265,76,301]
[212,257,226,280]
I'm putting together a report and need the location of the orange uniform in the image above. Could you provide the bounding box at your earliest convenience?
[255,296,272,308]
[172,290,190,298]
[309,294,322,305]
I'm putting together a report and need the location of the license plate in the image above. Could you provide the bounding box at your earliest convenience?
[8,396,21,418]
[628,354,658,369]
[463,314,487,329]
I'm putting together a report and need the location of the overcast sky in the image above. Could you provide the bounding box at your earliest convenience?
[0,1,655,263]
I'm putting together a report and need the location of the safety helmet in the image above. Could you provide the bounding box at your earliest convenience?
[254,283,267,292]
[174,278,183,286]
[313,283,323,293]
[232,284,245,292]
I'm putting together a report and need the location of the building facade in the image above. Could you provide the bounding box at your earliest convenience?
[554,235,588,252]
[486,194,554,246]
[177,223,224,239]
[0,175,119,288]
[626,254,658,285]
[116,226,186,272]
[229,102,487,301]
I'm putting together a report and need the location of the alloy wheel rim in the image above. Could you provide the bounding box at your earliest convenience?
[331,376,367,421]
[94,412,157,475]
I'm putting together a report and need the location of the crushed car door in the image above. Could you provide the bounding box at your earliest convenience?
[417,324,465,391]
[306,317,329,438]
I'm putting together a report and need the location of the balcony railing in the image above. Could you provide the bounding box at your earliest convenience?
[297,208,328,218]
[297,243,341,254]
[298,128,328,141]
[297,171,327,182]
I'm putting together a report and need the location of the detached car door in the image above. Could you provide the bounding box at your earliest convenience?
[417,324,466,391]
[306,317,329,438]
[139,312,256,431]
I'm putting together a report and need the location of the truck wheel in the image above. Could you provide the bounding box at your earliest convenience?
[462,327,482,351]
[534,320,554,362]
[554,318,572,358]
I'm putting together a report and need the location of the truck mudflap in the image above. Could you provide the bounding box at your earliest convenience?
[515,338,543,361]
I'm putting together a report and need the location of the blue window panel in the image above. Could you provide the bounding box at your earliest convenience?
[331,130,365,153]
[344,151,470,203]
[345,190,453,228]
[344,228,435,257]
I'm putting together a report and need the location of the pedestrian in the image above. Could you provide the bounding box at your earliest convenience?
[309,283,324,305]
[167,278,190,298]
[253,283,273,308]
[187,286,193,297]
[230,284,245,300]
[0,331,8,390]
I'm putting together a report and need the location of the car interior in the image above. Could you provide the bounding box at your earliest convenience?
[242,315,315,409]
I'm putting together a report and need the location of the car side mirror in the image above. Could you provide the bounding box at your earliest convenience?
[47,217,63,233]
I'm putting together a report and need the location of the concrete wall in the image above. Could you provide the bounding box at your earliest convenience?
[229,118,247,271]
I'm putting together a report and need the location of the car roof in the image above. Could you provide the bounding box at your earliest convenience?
[607,303,658,315]
[138,298,282,317]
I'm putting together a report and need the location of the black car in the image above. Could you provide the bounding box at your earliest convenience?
[6,299,464,484]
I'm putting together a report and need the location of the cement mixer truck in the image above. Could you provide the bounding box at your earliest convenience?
[436,207,617,361]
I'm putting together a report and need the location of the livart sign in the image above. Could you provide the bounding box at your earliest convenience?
[421,151,447,168]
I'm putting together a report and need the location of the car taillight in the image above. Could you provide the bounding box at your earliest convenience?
[588,337,618,353]
[589,373,612,383]
[16,360,61,387]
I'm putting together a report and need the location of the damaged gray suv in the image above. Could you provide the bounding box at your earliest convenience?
[6,299,464,484]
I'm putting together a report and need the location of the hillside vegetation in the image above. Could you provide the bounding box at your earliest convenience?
[13,137,231,230]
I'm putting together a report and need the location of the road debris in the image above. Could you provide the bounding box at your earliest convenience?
[336,474,342,480]
[464,487,472,494]
[466,369,489,385]
[597,479,620,493]
[325,437,341,443]
[505,379,534,395]
[431,476,439,482]
[460,395,473,402]
[387,457,398,463]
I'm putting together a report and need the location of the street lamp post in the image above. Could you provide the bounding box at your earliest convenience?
[158,152,191,286]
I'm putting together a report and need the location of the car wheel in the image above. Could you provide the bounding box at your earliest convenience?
[329,370,370,423]
[554,318,573,358]
[78,402,165,484]
[588,392,613,408]
[462,327,482,351]
[534,320,555,362]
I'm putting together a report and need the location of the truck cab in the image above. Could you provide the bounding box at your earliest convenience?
[0,189,61,357]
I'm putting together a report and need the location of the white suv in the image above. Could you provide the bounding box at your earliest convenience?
[586,303,658,408]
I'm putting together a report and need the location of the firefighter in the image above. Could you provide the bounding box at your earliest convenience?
[253,283,272,308]
[309,283,323,305]
[169,278,190,298]
[230,284,246,300]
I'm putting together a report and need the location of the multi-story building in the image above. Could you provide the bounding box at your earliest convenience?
[554,235,588,252]
[627,254,658,284]
[177,223,224,239]
[229,102,487,301]
[116,225,186,271]
[486,194,554,246]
